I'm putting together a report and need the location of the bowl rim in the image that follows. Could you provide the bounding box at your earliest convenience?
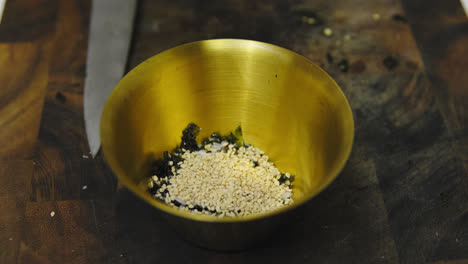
[100,38,355,223]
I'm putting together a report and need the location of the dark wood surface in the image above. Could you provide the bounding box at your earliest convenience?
[0,0,467,263]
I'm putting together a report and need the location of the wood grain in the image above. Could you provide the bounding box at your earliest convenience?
[395,0,468,262]
[401,0,468,173]
[0,0,58,42]
[20,200,115,263]
[0,161,34,263]
[0,42,52,160]
[31,0,116,202]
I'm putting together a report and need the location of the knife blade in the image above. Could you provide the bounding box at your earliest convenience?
[462,0,468,16]
[84,0,137,157]
[0,0,6,24]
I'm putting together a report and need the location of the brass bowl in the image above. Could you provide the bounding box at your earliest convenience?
[101,39,354,250]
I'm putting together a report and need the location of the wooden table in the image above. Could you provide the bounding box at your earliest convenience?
[1,0,467,263]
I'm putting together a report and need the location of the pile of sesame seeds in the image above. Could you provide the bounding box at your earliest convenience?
[146,123,294,217]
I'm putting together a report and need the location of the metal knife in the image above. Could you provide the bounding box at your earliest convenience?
[0,0,6,24]
[84,0,137,157]
[462,0,468,16]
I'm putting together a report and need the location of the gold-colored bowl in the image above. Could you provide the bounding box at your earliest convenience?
[101,39,354,250]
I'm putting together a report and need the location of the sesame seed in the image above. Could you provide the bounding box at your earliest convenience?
[147,141,294,217]
[323,27,333,37]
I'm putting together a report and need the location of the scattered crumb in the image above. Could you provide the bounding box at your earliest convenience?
[301,16,317,25]
[9,238,13,241]
[50,211,55,217]
[120,254,124,257]
[150,20,160,33]
[82,185,88,190]
[383,55,399,70]
[326,52,333,63]
[72,249,75,252]
[372,13,381,21]
[338,59,349,73]
[456,238,459,242]
[344,34,351,41]
[82,154,89,159]
[435,232,439,237]
[392,14,408,23]
[323,27,333,37]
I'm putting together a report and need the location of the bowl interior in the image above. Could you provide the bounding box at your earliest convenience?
[101,39,354,222]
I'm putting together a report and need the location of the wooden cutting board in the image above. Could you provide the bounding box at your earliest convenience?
[0,0,467,263]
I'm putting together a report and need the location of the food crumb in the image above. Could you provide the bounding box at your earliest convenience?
[9,238,13,241]
[338,59,349,73]
[323,27,333,37]
[344,34,351,41]
[82,154,89,159]
[372,13,381,21]
[383,55,399,70]
[301,16,317,25]
[392,14,408,23]
[82,185,88,190]
[326,52,334,63]
[50,211,55,217]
